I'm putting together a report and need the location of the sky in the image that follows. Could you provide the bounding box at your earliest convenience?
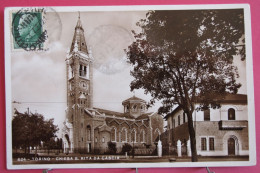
[11,10,247,137]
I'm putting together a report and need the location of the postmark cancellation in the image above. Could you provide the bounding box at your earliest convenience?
[11,8,48,51]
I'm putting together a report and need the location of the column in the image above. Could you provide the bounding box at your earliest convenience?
[187,139,191,157]
[177,140,182,157]
[157,140,162,157]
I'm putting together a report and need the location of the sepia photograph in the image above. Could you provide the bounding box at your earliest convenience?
[4,5,256,169]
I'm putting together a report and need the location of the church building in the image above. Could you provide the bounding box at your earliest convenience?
[62,15,164,154]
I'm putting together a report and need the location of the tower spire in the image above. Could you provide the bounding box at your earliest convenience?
[76,12,82,29]
[70,12,88,54]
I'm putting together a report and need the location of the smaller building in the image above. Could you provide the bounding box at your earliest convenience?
[164,94,249,156]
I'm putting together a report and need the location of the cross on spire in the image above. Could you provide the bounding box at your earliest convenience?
[76,11,82,28]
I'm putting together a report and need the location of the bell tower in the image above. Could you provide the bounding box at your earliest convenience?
[65,13,93,151]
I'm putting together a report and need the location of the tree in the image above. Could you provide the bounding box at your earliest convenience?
[126,9,244,162]
[12,111,30,153]
[43,138,56,154]
[12,109,59,154]
[107,141,117,154]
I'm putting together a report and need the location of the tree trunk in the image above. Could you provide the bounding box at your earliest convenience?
[187,111,198,162]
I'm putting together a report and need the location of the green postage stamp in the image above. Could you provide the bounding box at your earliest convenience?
[11,8,47,51]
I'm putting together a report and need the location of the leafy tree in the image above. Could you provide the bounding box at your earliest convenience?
[12,109,59,154]
[126,10,244,161]
[12,111,30,153]
[43,138,56,154]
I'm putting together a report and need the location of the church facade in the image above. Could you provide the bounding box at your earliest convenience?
[62,16,164,154]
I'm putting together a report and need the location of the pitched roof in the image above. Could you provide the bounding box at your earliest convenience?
[220,93,247,104]
[164,106,181,120]
[94,107,123,117]
[122,96,146,104]
[94,107,154,120]
[164,94,248,120]
[136,112,153,120]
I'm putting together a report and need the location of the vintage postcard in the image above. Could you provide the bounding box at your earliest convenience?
[5,5,256,169]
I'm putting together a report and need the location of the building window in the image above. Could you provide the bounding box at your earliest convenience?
[228,108,236,120]
[131,129,137,142]
[141,130,145,143]
[204,109,210,121]
[141,105,144,112]
[79,64,87,77]
[122,128,127,142]
[111,127,116,142]
[209,137,214,151]
[183,112,186,123]
[173,118,175,128]
[178,115,180,125]
[154,129,161,141]
[102,137,105,143]
[201,138,207,151]
[132,104,137,112]
[87,125,91,141]
[95,137,97,143]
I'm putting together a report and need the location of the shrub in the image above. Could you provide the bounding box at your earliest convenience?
[107,142,117,154]
[121,143,132,155]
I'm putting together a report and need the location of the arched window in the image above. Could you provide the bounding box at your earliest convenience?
[111,127,116,142]
[178,115,180,125]
[79,64,87,77]
[183,112,186,123]
[131,129,137,142]
[121,128,127,142]
[228,108,236,120]
[141,130,146,143]
[141,104,145,112]
[204,109,210,121]
[132,104,137,112]
[86,125,91,141]
[126,105,130,112]
[154,128,161,141]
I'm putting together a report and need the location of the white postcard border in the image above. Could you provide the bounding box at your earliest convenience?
[5,4,256,170]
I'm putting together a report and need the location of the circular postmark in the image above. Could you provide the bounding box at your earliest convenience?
[88,25,134,75]
[44,7,62,44]
[12,8,48,51]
